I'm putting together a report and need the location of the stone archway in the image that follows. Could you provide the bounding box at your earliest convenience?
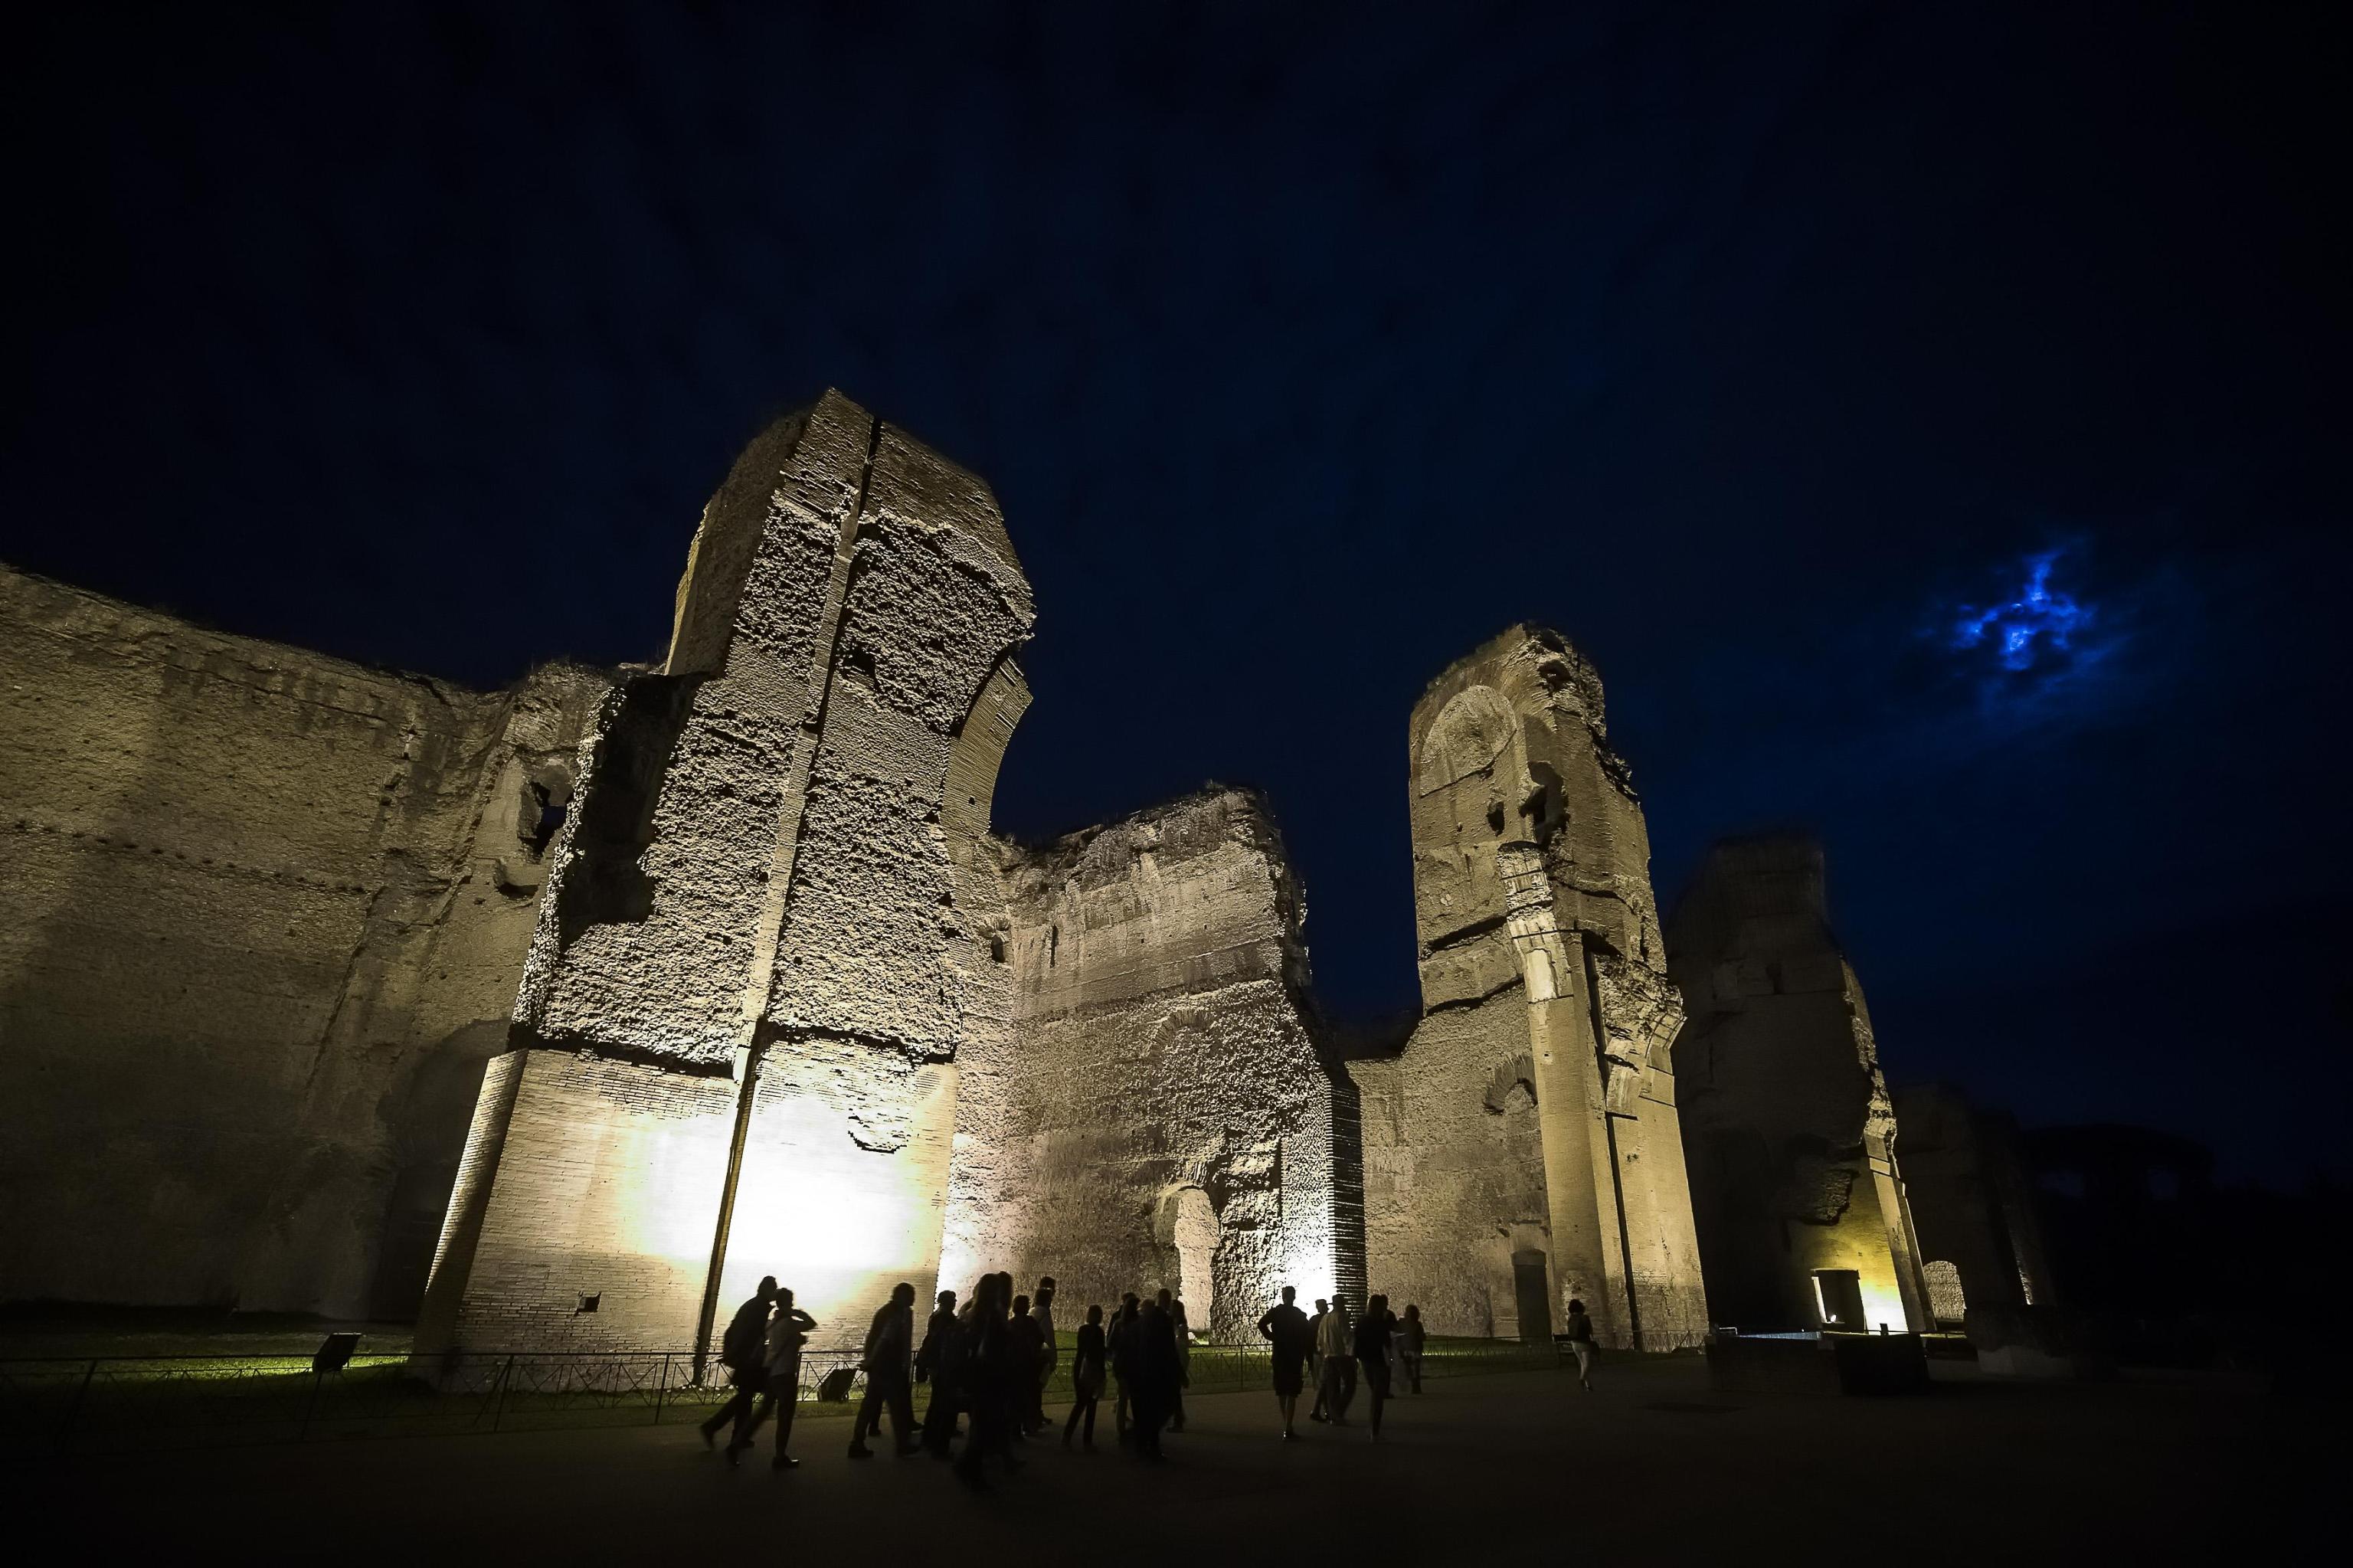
[1158,1185,1219,1335]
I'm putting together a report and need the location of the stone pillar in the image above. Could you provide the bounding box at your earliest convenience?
[1363,626,1709,1348]
[1498,846,1630,1345]
[414,391,1035,1360]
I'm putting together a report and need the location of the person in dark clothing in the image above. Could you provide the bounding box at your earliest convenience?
[1399,1303,1426,1393]
[1107,1293,1141,1442]
[954,1275,1019,1488]
[1306,1298,1330,1422]
[1130,1296,1180,1459]
[849,1282,919,1458]
[699,1275,779,1461]
[1062,1302,1106,1449]
[916,1289,961,1458]
[1564,1297,1596,1391]
[1030,1276,1058,1434]
[1256,1285,1312,1439]
[1010,1294,1047,1436]
[1155,1288,1189,1433]
[1354,1294,1397,1440]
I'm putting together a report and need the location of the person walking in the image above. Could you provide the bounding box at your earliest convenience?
[1305,1298,1330,1422]
[1354,1294,1396,1440]
[1157,1288,1189,1433]
[1131,1294,1180,1459]
[1316,1295,1356,1426]
[1108,1293,1141,1442]
[954,1275,1019,1488]
[1031,1276,1059,1434]
[699,1275,779,1460]
[849,1282,919,1458]
[1062,1302,1106,1449]
[756,1287,818,1469]
[916,1288,962,1458]
[1398,1304,1426,1393]
[1010,1293,1048,1436]
[1256,1285,1311,1439]
[1565,1297,1597,1391]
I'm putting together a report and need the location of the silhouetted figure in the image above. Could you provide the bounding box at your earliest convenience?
[1063,1302,1106,1449]
[849,1282,919,1458]
[1011,1294,1048,1436]
[752,1288,818,1469]
[1257,1285,1311,1439]
[1399,1304,1425,1393]
[1354,1294,1396,1439]
[1032,1275,1058,1432]
[1108,1293,1142,1441]
[1316,1295,1356,1425]
[1157,1288,1189,1432]
[955,1275,1019,1488]
[1306,1298,1330,1421]
[1565,1297,1595,1390]
[1131,1295,1181,1458]
[917,1288,961,1458]
[700,1275,779,1462]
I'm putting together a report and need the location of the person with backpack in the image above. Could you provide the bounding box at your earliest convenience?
[699,1275,780,1462]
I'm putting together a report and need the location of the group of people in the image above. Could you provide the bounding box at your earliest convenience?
[1252,1287,1426,1440]
[698,1272,1457,1480]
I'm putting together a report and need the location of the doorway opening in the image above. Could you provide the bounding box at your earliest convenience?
[1812,1268,1867,1331]
[1169,1187,1217,1336]
[1511,1249,1553,1344]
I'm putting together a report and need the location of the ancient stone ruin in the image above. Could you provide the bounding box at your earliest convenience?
[1667,836,1933,1332]
[1348,631,1709,1347]
[0,388,1968,1357]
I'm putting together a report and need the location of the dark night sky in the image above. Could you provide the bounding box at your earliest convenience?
[6,3,2347,1183]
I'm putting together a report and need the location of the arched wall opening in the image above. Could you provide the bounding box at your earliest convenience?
[1161,1186,1219,1334]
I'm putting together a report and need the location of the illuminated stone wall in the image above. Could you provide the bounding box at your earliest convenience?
[0,565,608,1317]
[1667,836,1934,1332]
[417,391,1037,1357]
[1350,627,1710,1348]
[1891,1084,2057,1323]
[941,789,1343,1340]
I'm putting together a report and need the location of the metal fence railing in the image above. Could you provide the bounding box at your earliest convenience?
[3,1335,1563,1457]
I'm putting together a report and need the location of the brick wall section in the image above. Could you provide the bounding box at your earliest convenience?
[944,789,1343,1340]
[418,1051,737,1352]
[0,565,607,1316]
[424,392,1039,1360]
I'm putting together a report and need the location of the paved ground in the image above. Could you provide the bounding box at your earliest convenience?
[41,1357,2317,1563]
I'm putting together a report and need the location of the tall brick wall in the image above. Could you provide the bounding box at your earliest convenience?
[942,790,1343,1340]
[1668,836,1934,1332]
[0,565,609,1316]
[420,392,1038,1357]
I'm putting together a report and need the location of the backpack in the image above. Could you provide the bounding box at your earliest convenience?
[719,1308,761,1371]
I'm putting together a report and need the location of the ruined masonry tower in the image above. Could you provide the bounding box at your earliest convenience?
[1348,628,1710,1349]
[416,391,1037,1357]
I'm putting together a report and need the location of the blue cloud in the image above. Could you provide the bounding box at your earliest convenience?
[1949,548,2092,673]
